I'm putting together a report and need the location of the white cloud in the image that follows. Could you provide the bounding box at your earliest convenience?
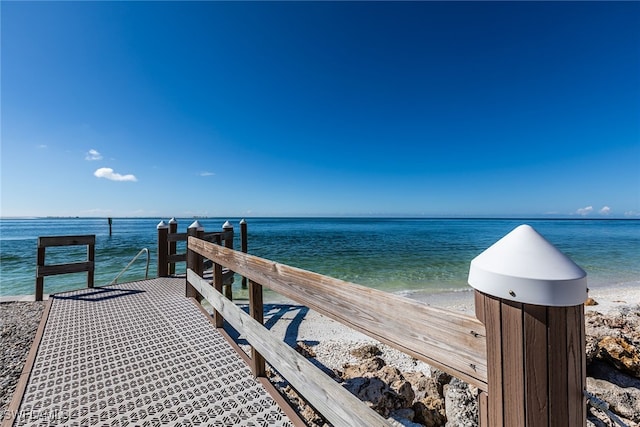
[94,167,137,182]
[599,206,611,215]
[85,149,103,161]
[625,211,640,217]
[576,206,593,216]
[200,171,215,177]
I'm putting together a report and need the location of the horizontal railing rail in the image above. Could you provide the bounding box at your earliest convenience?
[187,269,392,427]
[36,234,96,301]
[188,236,488,389]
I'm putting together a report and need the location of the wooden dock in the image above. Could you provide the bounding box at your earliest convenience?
[11,221,588,426]
[5,277,299,426]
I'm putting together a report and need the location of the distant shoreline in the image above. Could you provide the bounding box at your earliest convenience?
[2,216,640,221]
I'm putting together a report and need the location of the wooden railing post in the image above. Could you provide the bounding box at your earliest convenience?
[240,218,248,289]
[87,238,95,288]
[213,260,224,328]
[36,245,45,301]
[249,279,266,377]
[168,217,177,275]
[157,221,169,277]
[222,221,234,300]
[469,225,587,427]
[186,220,204,299]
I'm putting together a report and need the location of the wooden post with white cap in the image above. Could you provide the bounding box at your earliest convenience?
[186,220,205,299]
[168,217,178,275]
[469,224,587,427]
[222,221,234,300]
[156,220,169,277]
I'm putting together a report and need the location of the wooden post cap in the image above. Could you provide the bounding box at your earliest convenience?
[157,220,169,229]
[188,220,204,231]
[468,224,587,306]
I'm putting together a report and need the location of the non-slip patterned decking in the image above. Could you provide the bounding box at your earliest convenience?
[10,277,293,426]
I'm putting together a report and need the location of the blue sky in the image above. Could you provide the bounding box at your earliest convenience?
[2,1,639,218]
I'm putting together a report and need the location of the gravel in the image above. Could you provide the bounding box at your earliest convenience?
[0,301,45,413]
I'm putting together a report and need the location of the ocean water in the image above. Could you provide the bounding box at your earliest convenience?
[0,218,638,299]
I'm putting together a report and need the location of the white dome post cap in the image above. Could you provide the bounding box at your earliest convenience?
[239,218,246,225]
[468,224,587,306]
[188,220,204,231]
[222,221,233,229]
[157,220,169,229]
[168,217,177,224]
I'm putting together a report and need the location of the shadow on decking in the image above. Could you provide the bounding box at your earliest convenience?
[53,287,145,302]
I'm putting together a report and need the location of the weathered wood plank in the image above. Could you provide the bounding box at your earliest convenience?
[475,290,485,324]
[482,293,503,427]
[38,235,95,247]
[37,261,94,278]
[524,304,548,427]
[548,307,569,427]
[213,262,224,328]
[189,237,487,388]
[35,247,45,301]
[249,279,266,377]
[501,300,524,427]
[187,269,393,427]
[167,232,187,242]
[87,240,95,288]
[168,253,187,263]
[566,304,586,426]
[479,391,489,427]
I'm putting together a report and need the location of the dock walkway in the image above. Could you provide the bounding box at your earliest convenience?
[8,277,294,426]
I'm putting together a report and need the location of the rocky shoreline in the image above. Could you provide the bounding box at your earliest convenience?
[1,297,638,426]
[248,299,640,427]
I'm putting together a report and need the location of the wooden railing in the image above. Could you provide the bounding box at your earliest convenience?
[156,219,235,277]
[186,224,588,427]
[186,235,488,426]
[35,235,95,301]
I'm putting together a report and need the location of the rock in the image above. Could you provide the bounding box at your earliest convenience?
[343,376,397,416]
[390,379,415,409]
[404,371,440,402]
[597,336,640,378]
[587,335,601,365]
[388,408,416,423]
[413,395,446,427]
[388,410,424,427]
[444,377,478,427]
[431,369,453,394]
[377,365,403,383]
[341,356,386,379]
[350,343,382,359]
[587,377,640,423]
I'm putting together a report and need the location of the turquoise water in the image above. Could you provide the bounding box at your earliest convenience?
[1,218,638,298]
